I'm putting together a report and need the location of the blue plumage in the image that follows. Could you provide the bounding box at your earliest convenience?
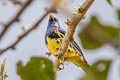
[45,17,65,44]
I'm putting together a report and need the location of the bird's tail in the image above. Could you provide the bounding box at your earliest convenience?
[65,53,90,71]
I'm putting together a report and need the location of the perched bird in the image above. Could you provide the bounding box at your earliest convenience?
[45,14,89,71]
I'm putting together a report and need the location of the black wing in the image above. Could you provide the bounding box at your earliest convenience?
[70,41,88,63]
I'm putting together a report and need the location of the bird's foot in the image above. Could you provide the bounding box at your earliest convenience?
[45,52,51,57]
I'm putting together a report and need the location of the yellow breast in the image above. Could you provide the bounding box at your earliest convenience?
[46,36,61,55]
[46,36,80,57]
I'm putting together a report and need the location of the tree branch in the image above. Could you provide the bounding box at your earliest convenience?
[55,0,94,69]
[10,0,22,5]
[0,0,33,41]
[0,7,57,55]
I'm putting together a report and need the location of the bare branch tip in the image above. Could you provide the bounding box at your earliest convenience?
[64,19,71,25]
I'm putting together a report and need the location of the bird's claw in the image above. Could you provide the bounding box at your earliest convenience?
[45,52,51,57]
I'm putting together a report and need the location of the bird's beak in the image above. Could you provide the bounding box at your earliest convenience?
[49,14,55,20]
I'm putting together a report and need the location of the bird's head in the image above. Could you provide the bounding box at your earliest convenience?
[47,14,60,28]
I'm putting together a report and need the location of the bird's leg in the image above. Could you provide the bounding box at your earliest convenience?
[45,52,51,57]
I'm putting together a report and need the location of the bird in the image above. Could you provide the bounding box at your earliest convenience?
[45,14,89,71]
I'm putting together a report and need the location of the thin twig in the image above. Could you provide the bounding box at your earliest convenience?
[55,0,94,69]
[0,7,57,55]
[10,0,22,5]
[0,0,33,41]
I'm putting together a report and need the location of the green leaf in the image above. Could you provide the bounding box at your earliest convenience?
[17,57,56,80]
[106,0,112,6]
[117,9,120,21]
[81,60,112,80]
[79,16,120,49]
[79,32,102,49]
